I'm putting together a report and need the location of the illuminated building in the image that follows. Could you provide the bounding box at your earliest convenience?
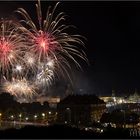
[128,89,140,103]
[57,95,106,126]
[100,89,140,108]
[36,96,60,107]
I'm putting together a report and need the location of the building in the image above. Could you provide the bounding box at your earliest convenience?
[115,103,140,115]
[36,96,60,108]
[57,94,106,126]
[128,89,140,103]
[99,89,140,113]
[99,90,127,107]
[0,93,58,124]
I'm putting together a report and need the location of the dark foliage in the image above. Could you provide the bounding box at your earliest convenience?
[0,124,139,138]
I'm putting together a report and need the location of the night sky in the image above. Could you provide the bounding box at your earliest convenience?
[0,1,140,96]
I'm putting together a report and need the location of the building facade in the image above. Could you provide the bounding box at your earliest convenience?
[57,95,106,126]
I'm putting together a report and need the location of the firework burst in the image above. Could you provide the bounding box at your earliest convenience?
[16,0,87,86]
[0,20,26,78]
[35,59,55,88]
[3,77,37,99]
[0,0,88,100]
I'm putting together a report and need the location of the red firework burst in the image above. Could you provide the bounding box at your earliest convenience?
[32,30,58,61]
[0,37,12,65]
[0,20,26,78]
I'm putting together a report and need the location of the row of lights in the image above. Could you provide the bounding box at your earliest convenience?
[10,112,53,119]
[0,112,53,116]
[0,111,58,122]
[9,111,57,120]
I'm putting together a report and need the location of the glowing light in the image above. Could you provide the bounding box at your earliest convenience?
[15,65,22,72]
[113,97,116,102]
[34,115,37,118]
[118,99,123,104]
[25,117,29,121]
[19,114,22,118]
[0,113,2,117]
[42,113,45,117]
[100,129,103,133]
[48,111,51,115]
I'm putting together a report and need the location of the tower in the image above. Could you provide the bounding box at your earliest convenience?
[112,89,115,97]
[133,88,139,103]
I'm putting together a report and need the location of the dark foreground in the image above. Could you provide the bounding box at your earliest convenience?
[0,124,139,139]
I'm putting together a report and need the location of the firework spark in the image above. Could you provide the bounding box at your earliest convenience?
[35,61,54,87]
[23,52,37,75]
[3,77,37,99]
[0,20,26,78]
[16,0,87,85]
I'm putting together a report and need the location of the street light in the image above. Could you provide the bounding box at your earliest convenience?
[19,114,22,118]
[19,114,22,121]
[42,113,45,122]
[0,113,2,122]
[25,117,29,121]
[121,110,126,128]
[10,115,14,121]
[42,113,45,117]
[34,115,37,121]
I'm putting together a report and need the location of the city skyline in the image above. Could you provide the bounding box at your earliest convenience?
[0,1,140,138]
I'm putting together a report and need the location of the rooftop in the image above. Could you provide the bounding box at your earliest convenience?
[59,94,105,105]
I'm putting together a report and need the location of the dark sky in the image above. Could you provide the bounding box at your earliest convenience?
[0,1,140,96]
